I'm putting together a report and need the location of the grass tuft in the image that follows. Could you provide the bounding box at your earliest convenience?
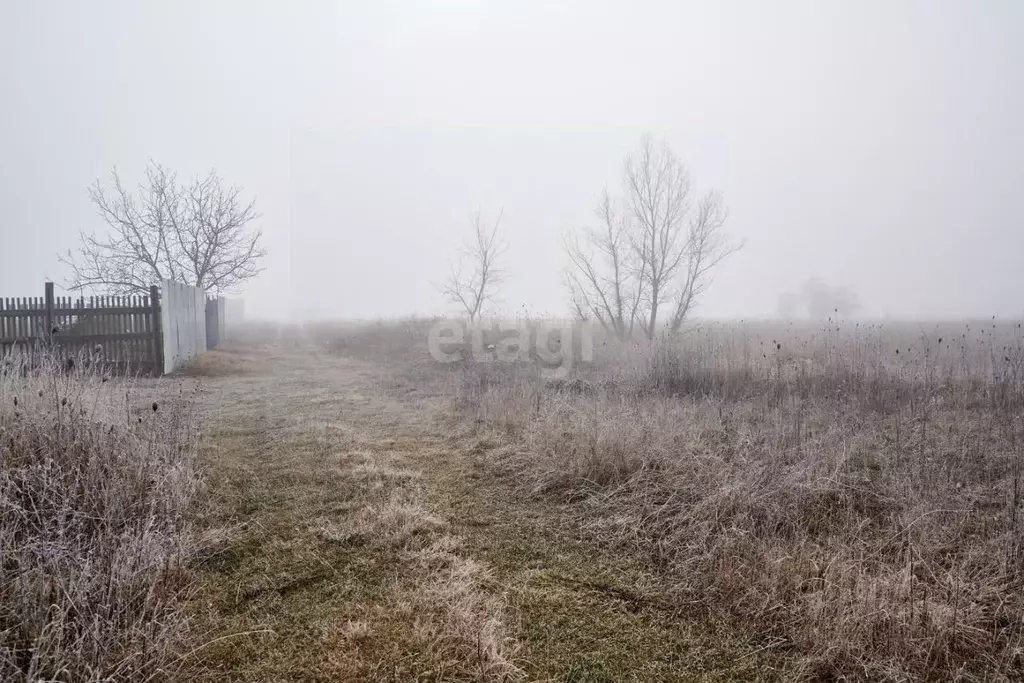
[454,319,1024,681]
[0,352,200,683]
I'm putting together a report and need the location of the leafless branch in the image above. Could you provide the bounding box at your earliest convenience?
[60,162,265,295]
[667,190,743,332]
[562,190,640,339]
[440,210,507,321]
[564,137,740,338]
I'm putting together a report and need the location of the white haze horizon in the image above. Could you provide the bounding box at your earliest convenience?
[2,1,1022,322]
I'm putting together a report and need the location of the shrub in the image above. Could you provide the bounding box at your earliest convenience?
[0,354,200,682]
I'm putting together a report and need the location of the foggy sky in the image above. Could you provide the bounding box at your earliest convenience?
[2,1,1022,320]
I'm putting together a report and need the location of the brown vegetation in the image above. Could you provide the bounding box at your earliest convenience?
[450,319,1024,681]
[0,353,200,682]
[184,334,522,681]
[25,317,1016,681]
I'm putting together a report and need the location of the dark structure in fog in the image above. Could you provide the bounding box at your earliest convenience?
[778,278,861,319]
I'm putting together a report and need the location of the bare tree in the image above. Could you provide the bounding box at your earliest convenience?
[441,210,507,321]
[564,136,741,339]
[60,162,265,295]
[666,190,740,332]
[625,137,693,338]
[563,190,641,339]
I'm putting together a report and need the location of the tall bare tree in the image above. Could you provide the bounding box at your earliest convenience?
[666,190,738,332]
[441,210,507,321]
[565,136,741,338]
[60,162,265,295]
[625,137,693,338]
[563,190,641,339]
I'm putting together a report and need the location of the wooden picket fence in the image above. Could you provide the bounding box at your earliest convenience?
[0,283,162,373]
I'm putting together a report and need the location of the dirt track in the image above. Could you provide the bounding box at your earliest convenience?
[184,332,775,682]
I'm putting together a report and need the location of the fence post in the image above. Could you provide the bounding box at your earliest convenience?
[44,282,54,340]
[150,284,163,375]
[219,297,226,344]
[205,297,214,350]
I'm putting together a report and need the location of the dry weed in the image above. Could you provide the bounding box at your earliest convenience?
[456,320,1024,681]
[0,352,200,682]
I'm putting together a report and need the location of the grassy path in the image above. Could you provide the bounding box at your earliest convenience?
[183,334,778,682]
[414,442,776,682]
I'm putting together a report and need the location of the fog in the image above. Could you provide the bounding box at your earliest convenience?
[2,1,1022,321]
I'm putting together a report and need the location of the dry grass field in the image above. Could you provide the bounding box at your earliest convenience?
[442,317,1024,682]
[0,353,201,682]
[308,317,1024,681]
[6,318,1023,681]
[180,327,773,682]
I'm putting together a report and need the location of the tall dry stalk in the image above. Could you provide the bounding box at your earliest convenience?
[453,319,1024,681]
[0,351,200,682]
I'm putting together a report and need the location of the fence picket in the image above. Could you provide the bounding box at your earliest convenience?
[0,281,236,375]
[115,295,123,364]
